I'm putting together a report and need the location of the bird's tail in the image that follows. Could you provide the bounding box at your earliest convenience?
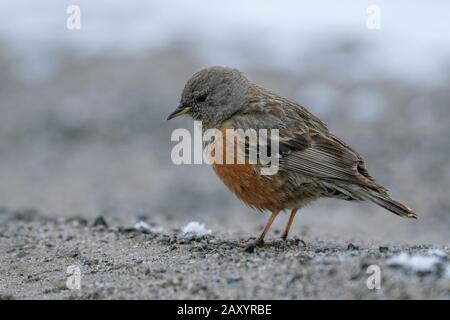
[359,188,417,219]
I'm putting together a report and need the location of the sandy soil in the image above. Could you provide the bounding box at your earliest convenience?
[1,209,449,300]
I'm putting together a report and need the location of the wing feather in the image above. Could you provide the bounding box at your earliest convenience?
[231,91,385,192]
[280,129,383,191]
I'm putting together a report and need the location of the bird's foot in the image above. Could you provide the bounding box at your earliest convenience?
[255,238,265,247]
[292,238,306,246]
[281,236,306,247]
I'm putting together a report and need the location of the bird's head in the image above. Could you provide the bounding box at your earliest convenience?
[167,66,250,128]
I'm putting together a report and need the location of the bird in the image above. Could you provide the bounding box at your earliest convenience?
[167,66,416,246]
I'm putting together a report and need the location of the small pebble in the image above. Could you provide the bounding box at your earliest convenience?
[379,246,389,253]
[159,235,171,245]
[244,243,256,253]
[93,216,108,228]
[226,276,242,284]
[273,239,285,247]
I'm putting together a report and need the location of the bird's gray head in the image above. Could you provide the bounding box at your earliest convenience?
[167,66,250,128]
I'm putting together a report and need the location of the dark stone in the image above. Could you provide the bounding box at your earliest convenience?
[379,246,389,253]
[159,235,172,245]
[93,216,108,228]
[226,276,242,284]
[244,243,256,253]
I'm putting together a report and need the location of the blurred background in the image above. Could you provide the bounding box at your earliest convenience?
[1,0,449,244]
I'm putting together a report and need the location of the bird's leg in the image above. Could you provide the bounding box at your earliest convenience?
[256,211,279,246]
[281,208,298,241]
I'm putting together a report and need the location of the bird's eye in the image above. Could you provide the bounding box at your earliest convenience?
[197,94,207,102]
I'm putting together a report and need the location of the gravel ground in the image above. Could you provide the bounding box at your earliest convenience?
[1,209,449,300]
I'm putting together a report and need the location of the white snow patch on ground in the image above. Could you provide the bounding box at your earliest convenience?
[133,221,163,234]
[182,221,212,238]
[427,249,446,258]
[445,265,450,280]
[386,251,445,273]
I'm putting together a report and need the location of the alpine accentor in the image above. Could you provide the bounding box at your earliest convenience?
[168,66,416,246]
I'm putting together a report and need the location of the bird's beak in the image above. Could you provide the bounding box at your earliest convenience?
[167,103,191,120]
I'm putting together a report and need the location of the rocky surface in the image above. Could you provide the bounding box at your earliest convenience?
[1,209,449,300]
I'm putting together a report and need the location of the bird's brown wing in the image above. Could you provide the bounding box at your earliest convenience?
[234,92,385,192]
[276,122,420,219]
[229,88,414,217]
[278,124,385,193]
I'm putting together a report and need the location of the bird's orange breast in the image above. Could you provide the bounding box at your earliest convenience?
[210,124,283,212]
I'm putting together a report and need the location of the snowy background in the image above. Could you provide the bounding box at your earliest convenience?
[1,0,450,243]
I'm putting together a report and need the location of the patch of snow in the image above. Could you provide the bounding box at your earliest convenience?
[182,221,212,238]
[427,249,446,258]
[386,252,442,273]
[445,265,450,280]
[133,221,163,234]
